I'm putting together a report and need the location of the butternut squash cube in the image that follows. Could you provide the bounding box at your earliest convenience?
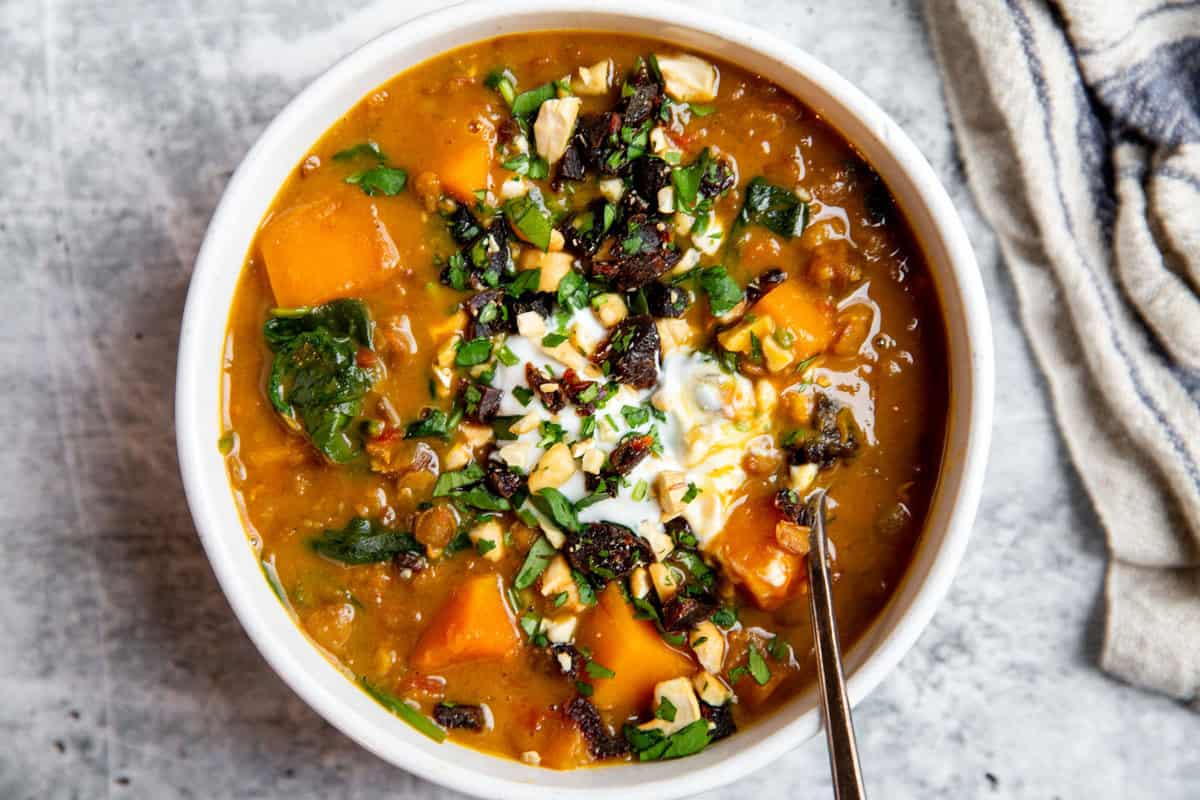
[576,584,695,720]
[751,278,836,361]
[410,574,519,672]
[259,195,399,307]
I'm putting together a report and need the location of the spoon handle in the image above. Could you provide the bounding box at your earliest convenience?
[807,490,867,800]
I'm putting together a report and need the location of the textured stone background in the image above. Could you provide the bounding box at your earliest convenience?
[2,1,1196,798]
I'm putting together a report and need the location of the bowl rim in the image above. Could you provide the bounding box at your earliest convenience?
[175,2,993,797]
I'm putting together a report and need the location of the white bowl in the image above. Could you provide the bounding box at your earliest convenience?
[176,2,993,797]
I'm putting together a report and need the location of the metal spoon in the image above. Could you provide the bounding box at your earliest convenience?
[807,490,867,799]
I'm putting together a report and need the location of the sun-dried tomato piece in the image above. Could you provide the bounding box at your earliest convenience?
[565,522,652,582]
[564,696,629,759]
[526,363,567,413]
[591,315,661,389]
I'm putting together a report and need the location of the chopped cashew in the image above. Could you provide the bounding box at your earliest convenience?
[534,97,583,164]
[630,566,651,599]
[717,314,775,354]
[442,443,473,471]
[689,620,726,673]
[574,59,612,95]
[548,228,566,252]
[593,293,628,327]
[639,519,675,562]
[528,442,576,493]
[469,519,506,562]
[657,318,695,355]
[762,333,795,373]
[516,311,546,339]
[510,411,541,435]
[649,562,680,602]
[691,671,733,706]
[540,554,583,610]
[637,677,702,737]
[693,214,724,255]
[657,186,676,214]
[498,441,536,471]
[656,470,689,520]
[598,177,625,203]
[655,53,719,103]
[581,447,605,475]
[499,175,530,199]
[519,249,575,292]
[541,615,578,644]
[436,334,461,368]
[789,463,819,494]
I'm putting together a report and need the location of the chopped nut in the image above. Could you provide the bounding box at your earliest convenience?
[442,442,473,471]
[691,671,733,706]
[775,520,811,555]
[593,293,628,327]
[521,751,541,766]
[469,519,506,562]
[499,441,536,471]
[789,463,819,494]
[655,53,719,103]
[499,175,530,199]
[689,620,726,673]
[540,554,583,610]
[574,59,612,95]
[510,411,541,435]
[656,470,688,519]
[581,447,605,474]
[528,442,576,493]
[436,334,462,367]
[548,228,565,252]
[630,566,651,599]
[598,177,624,203]
[657,317,695,354]
[533,97,583,164]
[516,311,547,339]
[639,519,675,562]
[638,676,702,737]
[673,213,696,238]
[762,333,796,373]
[431,365,455,398]
[693,214,724,255]
[519,249,575,291]
[717,314,775,354]
[541,615,578,644]
[649,562,680,602]
[657,185,676,214]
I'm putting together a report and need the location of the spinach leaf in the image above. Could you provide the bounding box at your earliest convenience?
[432,463,485,497]
[697,266,744,316]
[510,81,557,117]
[265,318,374,464]
[514,536,557,590]
[345,165,408,196]
[623,719,712,761]
[405,407,459,439]
[504,192,554,251]
[265,299,373,349]
[738,176,809,238]
[309,517,423,564]
[358,678,447,742]
[557,269,589,312]
[455,337,493,367]
[332,141,387,162]
[530,488,581,533]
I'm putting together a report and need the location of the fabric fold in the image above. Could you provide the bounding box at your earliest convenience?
[925,0,1200,703]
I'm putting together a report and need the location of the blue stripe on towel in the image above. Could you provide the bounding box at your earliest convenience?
[1076,0,1200,56]
[1006,0,1200,489]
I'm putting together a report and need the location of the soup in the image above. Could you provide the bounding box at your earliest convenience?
[220,32,948,768]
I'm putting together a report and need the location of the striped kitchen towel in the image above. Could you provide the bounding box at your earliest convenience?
[925,0,1200,705]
